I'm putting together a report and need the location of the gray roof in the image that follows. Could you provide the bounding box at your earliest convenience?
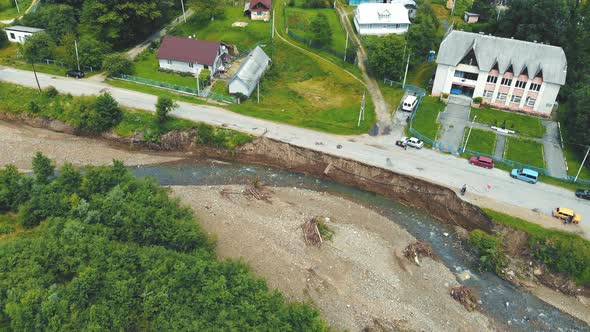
[5,25,45,33]
[229,46,271,96]
[437,30,567,85]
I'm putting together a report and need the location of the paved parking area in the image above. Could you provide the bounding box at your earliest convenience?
[542,121,567,178]
[437,97,471,153]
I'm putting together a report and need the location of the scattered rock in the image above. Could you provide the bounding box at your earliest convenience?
[459,271,471,281]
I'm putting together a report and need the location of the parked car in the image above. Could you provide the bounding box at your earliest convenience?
[400,136,424,149]
[575,189,590,200]
[510,168,539,184]
[469,156,494,169]
[552,207,582,224]
[395,140,407,148]
[66,70,85,79]
[401,95,418,112]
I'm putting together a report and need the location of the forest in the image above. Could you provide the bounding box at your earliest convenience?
[0,154,327,330]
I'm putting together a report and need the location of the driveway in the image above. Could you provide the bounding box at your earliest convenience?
[2,66,590,239]
[437,96,471,153]
[541,121,567,179]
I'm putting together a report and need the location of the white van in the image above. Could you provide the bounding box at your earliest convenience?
[401,95,418,112]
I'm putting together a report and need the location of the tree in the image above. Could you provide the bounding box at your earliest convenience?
[155,96,178,123]
[102,53,133,75]
[565,85,590,147]
[0,27,7,48]
[19,5,78,41]
[20,32,56,61]
[94,93,122,129]
[54,33,78,69]
[198,69,211,90]
[470,0,496,22]
[366,34,406,79]
[310,13,332,46]
[78,37,111,69]
[32,152,55,184]
[407,6,439,63]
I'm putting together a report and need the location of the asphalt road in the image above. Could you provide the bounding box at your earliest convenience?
[1,66,589,238]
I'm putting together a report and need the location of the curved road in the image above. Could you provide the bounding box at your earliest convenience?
[0,66,588,239]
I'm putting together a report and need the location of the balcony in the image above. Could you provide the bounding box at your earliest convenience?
[452,76,478,87]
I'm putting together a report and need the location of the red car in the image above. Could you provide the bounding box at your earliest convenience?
[469,156,494,169]
[395,140,407,148]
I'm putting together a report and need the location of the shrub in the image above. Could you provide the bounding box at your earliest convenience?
[102,53,133,76]
[469,229,506,274]
[28,101,41,113]
[78,93,122,133]
[155,96,178,124]
[442,93,449,99]
[0,28,7,48]
[43,86,59,98]
[473,97,483,104]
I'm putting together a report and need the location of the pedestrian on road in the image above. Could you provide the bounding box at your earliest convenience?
[460,184,467,196]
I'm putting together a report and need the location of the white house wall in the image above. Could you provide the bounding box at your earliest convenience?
[431,64,450,96]
[536,83,560,115]
[354,21,409,35]
[158,55,223,77]
[5,30,34,44]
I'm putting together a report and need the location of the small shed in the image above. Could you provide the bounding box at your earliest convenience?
[228,46,271,98]
[463,12,480,23]
[4,25,45,44]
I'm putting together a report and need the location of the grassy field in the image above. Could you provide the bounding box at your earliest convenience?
[563,145,590,180]
[465,127,496,155]
[411,96,444,141]
[379,81,405,112]
[286,4,348,54]
[169,6,272,52]
[132,49,197,88]
[504,137,545,168]
[211,80,228,95]
[406,62,436,89]
[106,79,206,105]
[470,106,546,138]
[0,0,32,20]
[0,213,18,237]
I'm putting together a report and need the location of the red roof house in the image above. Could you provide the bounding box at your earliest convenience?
[156,36,227,76]
[244,0,272,21]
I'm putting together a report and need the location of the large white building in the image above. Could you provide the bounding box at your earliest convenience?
[432,31,567,115]
[156,36,228,77]
[4,25,45,44]
[353,3,411,35]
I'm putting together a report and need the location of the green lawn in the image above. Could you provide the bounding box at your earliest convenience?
[465,127,496,155]
[406,62,436,89]
[410,96,444,141]
[0,212,17,236]
[470,106,546,138]
[563,145,590,180]
[379,81,405,113]
[106,78,206,105]
[169,6,272,52]
[211,80,228,95]
[0,0,32,20]
[132,49,197,88]
[286,4,348,54]
[504,137,545,168]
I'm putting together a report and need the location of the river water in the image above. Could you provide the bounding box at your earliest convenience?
[131,160,589,331]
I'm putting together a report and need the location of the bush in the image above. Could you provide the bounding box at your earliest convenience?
[469,229,506,274]
[0,28,7,48]
[43,86,59,98]
[442,93,449,99]
[198,69,211,89]
[28,101,41,113]
[78,93,122,133]
[102,53,133,76]
[473,97,483,104]
[155,96,178,123]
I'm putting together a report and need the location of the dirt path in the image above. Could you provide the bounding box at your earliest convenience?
[0,120,183,170]
[335,3,392,132]
[172,185,494,332]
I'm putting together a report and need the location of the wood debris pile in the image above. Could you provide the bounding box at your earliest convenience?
[219,179,272,202]
[402,241,435,266]
[302,217,323,247]
[450,285,479,311]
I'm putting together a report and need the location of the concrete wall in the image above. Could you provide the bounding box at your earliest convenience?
[5,30,35,44]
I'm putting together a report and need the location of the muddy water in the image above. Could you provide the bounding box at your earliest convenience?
[132,160,589,331]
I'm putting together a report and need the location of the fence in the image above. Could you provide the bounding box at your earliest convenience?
[15,55,94,72]
[383,78,426,97]
[113,74,237,104]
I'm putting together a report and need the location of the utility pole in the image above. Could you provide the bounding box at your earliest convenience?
[257,81,260,104]
[272,10,275,39]
[14,0,20,14]
[450,0,456,18]
[196,72,200,95]
[462,115,477,153]
[574,146,590,182]
[343,31,348,62]
[31,61,41,92]
[357,92,366,127]
[400,44,407,80]
[180,0,186,23]
[74,39,81,71]
[402,52,411,89]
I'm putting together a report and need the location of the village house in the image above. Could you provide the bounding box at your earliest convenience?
[4,25,45,44]
[156,36,228,77]
[354,3,411,35]
[432,30,568,115]
[228,46,271,98]
[463,12,480,23]
[348,0,417,18]
[244,0,271,21]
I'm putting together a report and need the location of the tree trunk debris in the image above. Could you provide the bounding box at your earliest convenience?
[302,217,323,247]
[220,179,272,202]
[450,285,479,311]
[402,241,435,266]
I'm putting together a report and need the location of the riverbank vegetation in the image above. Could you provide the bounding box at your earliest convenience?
[484,209,590,286]
[0,156,327,330]
[0,82,252,150]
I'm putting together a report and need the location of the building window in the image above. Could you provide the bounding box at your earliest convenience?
[497,93,507,101]
[530,83,541,92]
[486,75,498,84]
[501,78,512,86]
[9,33,15,39]
[526,97,536,106]
[483,90,494,98]
[204,65,209,69]
[167,59,172,65]
[395,24,400,28]
[515,80,527,89]
[257,11,262,15]
[188,62,193,68]
[511,95,522,103]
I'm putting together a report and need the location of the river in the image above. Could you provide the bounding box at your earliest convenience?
[132,160,589,331]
